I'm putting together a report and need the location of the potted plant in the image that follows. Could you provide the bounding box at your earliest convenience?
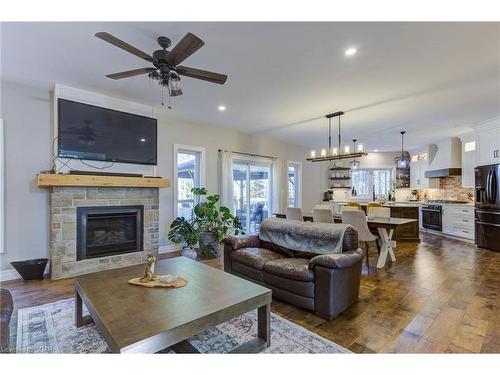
[168,187,244,258]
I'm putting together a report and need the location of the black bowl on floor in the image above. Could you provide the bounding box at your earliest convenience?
[10,258,48,280]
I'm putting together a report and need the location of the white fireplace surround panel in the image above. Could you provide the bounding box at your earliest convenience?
[52,84,158,175]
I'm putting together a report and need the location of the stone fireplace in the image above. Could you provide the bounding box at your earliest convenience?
[49,186,159,279]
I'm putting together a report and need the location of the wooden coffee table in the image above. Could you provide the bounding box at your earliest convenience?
[74,257,272,353]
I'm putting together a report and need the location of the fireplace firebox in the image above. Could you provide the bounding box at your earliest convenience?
[76,206,144,261]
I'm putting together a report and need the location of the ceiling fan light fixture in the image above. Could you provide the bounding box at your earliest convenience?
[168,71,182,97]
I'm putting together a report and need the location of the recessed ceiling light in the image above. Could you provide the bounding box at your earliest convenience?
[345,47,357,56]
[140,137,147,142]
[218,105,226,112]
[373,149,379,152]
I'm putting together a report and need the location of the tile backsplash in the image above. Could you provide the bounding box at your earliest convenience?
[416,176,474,202]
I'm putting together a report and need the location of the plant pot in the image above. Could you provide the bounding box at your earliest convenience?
[10,258,48,280]
[199,233,220,258]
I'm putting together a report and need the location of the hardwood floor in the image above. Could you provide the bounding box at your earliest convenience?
[1,234,499,353]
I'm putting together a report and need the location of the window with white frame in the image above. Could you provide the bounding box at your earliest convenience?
[352,168,392,199]
[174,145,206,220]
[287,162,301,208]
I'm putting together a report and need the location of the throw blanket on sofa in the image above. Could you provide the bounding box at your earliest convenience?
[258,218,352,255]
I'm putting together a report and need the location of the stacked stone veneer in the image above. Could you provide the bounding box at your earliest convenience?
[49,187,159,279]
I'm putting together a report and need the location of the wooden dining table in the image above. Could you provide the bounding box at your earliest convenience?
[273,213,418,268]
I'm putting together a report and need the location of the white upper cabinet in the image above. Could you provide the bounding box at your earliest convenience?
[475,119,500,167]
[461,133,476,188]
[410,155,438,189]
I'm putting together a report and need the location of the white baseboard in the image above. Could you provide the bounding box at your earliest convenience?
[0,263,50,282]
[0,268,20,282]
[158,244,180,254]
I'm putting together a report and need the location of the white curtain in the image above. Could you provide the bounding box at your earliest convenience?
[272,158,285,214]
[219,150,234,213]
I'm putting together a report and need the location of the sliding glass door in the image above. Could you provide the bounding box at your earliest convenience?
[232,160,271,234]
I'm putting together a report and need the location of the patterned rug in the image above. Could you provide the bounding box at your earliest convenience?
[15,298,349,354]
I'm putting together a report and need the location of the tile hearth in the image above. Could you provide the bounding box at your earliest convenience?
[49,186,159,279]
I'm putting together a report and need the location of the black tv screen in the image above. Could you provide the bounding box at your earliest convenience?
[57,98,157,165]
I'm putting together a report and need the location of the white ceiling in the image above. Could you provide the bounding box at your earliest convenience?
[2,22,499,151]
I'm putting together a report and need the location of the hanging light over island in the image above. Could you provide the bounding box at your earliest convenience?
[307,111,368,162]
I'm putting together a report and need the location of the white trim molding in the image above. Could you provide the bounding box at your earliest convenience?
[287,160,303,208]
[158,244,180,255]
[0,268,20,282]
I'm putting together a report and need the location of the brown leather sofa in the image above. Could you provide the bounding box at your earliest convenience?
[223,225,363,320]
[1,289,14,353]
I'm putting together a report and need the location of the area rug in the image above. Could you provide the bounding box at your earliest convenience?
[15,298,349,354]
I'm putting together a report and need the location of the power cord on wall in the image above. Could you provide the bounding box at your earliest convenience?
[49,136,115,172]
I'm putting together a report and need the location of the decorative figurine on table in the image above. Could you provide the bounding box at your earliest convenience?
[140,254,157,283]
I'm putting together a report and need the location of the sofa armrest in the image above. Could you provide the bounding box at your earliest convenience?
[223,234,261,251]
[308,249,364,270]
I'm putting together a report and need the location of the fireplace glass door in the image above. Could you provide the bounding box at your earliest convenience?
[77,206,144,260]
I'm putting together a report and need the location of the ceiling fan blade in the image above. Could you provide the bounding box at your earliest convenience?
[105,67,155,80]
[95,32,155,62]
[165,32,205,66]
[176,66,227,85]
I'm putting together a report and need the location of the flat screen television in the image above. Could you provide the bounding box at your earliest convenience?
[57,98,157,165]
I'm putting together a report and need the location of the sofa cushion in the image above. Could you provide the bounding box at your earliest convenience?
[264,272,314,298]
[232,262,266,283]
[231,248,285,270]
[260,241,295,258]
[263,258,314,282]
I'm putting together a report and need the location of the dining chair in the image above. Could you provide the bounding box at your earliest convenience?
[312,208,334,223]
[286,207,304,221]
[340,205,359,212]
[341,209,380,269]
[366,202,382,213]
[346,202,362,210]
[368,207,390,218]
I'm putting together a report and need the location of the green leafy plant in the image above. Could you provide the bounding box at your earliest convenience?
[168,187,244,257]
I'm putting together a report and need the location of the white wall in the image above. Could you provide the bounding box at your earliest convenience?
[0,81,323,270]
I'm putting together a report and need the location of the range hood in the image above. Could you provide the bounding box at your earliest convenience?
[424,138,462,178]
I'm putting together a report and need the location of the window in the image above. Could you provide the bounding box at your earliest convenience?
[287,162,301,207]
[232,159,272,234]
[352,169,392,199]
[464,141,476,152]
[174,145,206,220]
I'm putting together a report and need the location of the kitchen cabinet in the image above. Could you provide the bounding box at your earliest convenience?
[442,205,474,240]
[410,159,438,189]
[476,123,500,166]
[389,206,420,241]
[461,133,476,188]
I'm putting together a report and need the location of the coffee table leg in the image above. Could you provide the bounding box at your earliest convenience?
[258,303,271,347]
[75,289,84,328]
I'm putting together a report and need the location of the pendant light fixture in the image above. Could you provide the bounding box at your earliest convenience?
[396,131,410,169]
[350,139,360,170]
[307,111,368,162]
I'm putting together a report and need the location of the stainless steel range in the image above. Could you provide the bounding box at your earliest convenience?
[421,200,470,231]
[421,204,442,231]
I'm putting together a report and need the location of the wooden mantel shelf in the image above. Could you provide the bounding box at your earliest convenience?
[37,173,171,188]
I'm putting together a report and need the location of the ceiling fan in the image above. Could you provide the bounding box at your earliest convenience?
[95,31,227,100]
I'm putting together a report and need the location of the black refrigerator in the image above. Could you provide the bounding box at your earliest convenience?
[475,163,500,252]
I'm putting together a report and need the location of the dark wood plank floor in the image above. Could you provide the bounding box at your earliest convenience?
[1,234,499,353]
